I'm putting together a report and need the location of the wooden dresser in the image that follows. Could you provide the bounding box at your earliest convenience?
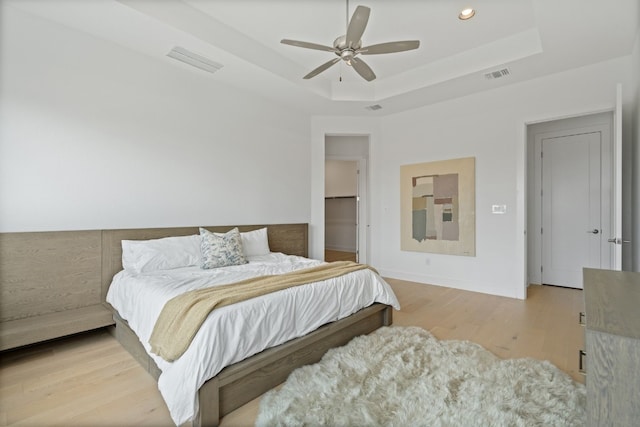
[583,268,640,426]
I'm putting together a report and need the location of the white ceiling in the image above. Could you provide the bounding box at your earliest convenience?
[7,0,640,116]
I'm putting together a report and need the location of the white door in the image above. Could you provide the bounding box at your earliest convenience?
[541,132,604,288]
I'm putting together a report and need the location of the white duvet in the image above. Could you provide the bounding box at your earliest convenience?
[106,253,400,425]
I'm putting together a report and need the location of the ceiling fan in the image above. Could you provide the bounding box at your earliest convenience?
[281,2,420,82]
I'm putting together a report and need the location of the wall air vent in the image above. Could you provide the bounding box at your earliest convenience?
[484,68,511,80]
[167,46,223,74]
[365,104,383,111]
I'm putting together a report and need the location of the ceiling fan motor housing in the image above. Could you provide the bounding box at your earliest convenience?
[334,35,361,63]
[334,35,362,50]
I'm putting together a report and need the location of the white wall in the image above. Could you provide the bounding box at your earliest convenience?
[0,7,311,232]
[325,160,358,197]
[312,56,634,299]
[325,135,370,159]
[376,57,634,298]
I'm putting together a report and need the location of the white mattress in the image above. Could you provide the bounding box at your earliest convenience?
[106,253,400,425]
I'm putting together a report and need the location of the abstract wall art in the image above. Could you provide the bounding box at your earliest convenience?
[400,157,475,256]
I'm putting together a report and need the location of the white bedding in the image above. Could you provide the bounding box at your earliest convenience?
[106,253,400,425]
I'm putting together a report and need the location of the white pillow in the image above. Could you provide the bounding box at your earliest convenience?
[241,228,270,257]
[212,227,271,257]
[121,234,201,274]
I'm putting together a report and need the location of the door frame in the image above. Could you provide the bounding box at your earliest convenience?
[536,127,611,287]
[526,112,614,286]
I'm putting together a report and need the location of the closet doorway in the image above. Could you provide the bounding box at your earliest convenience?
[325,135,369,264]
[325,160,359,262]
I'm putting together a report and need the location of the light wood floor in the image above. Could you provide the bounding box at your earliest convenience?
[0,280,585,426]
[324,249,357,262]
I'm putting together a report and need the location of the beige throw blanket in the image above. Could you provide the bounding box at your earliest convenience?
[149,261,375,361]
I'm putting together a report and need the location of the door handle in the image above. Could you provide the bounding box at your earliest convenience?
[608,237,632,244]
[587,229,599,234]
[579,350,586,375]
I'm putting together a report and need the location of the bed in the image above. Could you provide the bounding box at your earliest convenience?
[103,223,399,427]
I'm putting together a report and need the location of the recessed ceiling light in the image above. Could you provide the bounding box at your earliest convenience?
[459,8,476,20]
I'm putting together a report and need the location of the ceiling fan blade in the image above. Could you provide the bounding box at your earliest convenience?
[350,57,376,82]
[303,57,341,79]
[345,5,370,48]
[281,39,337,52]
[359,40,420,55]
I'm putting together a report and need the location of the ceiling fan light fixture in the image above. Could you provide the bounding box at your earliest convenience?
[458,8,476,20]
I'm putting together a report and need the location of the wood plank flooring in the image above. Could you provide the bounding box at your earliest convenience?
[324,249,357,262]
[0,280,584,426]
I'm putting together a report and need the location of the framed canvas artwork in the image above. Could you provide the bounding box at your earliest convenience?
[400,157,475,256]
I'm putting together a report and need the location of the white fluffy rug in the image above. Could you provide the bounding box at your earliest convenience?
[256,326,585,427]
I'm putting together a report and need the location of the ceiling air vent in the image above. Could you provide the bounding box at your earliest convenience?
[167,46,223,74]
[484,68,511,80]
[365,104,383,111]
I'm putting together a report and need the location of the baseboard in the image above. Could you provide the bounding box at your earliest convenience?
[378,269,521,299]
[325,246,356,253]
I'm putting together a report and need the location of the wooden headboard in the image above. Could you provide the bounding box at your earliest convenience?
[100,223,308,299]
[0,223,308,350]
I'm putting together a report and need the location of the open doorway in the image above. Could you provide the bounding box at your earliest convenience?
[325,135,369,263]
[325,160,358,262]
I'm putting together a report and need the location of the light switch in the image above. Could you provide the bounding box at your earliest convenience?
[492,204,507,214]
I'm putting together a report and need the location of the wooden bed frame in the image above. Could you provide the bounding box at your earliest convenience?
[101,223,393,427]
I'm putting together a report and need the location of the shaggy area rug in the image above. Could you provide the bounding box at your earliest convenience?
[256,326,585,426]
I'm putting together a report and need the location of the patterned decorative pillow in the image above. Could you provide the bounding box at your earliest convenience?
[199,227,248,269]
